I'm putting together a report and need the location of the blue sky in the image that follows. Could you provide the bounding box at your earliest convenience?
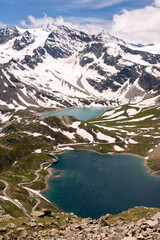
[0,0,152,26]
[0,0,160,44]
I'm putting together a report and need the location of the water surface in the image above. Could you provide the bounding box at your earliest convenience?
[43,150,160,219]
[42,107,109,120]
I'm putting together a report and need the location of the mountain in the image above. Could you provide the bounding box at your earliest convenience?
[0,25,160,116]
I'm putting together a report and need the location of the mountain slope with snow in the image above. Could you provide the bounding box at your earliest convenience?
[0,25,160,115]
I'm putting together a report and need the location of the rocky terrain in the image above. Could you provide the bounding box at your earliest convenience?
[0,206,160,239]
[22,212,160,240]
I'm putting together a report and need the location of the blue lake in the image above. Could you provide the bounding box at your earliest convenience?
[42,107,109,120]
[43,150,160,219]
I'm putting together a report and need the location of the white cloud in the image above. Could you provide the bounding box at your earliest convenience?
[20,14,110,35]
[67,0,128,9]
[20,14,54,28]
[37,0,128,10]
[153,0,160,7]
[0,21,7,28]
[110,4,160,44]
[20,0,160,45]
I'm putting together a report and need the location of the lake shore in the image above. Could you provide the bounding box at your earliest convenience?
[41,147,160,202]
[41,149,160,219]
[41,167,54,193]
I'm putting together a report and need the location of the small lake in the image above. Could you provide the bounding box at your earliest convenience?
[42,107,109,121]
[43,150,160,219]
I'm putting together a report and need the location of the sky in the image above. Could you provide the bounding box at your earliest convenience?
[0,0,160,44]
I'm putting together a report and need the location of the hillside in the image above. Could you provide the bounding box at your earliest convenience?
[0,102,159,238]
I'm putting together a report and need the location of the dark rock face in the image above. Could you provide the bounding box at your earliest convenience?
[87,78,119,92]
[21,46,45,68]
[103,52,121,66]
[88,64,107,76]
[111,65,140,85]
[81,43,105,58]
[44,25,92,59]
[21,55,37,69]
[0,27,20,44]
[80,57,94,67]
[13,31,35,50]
[139,71,160,92]
[44,43,72,59]
[56,25,92,43]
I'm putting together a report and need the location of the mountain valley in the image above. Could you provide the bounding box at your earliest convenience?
[0,24,160,239]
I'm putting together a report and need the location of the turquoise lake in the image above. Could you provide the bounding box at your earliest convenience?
[43,150,160,219]
[42,107,109,120]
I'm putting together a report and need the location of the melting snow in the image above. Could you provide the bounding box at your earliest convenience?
[105,110,125,119]
[125,115,154,122]
[77,128,94,142]
[114,145,124,151]
[97,132,115,143]
[59,147,73,150]
[102,110,115,117]
[149,149,153,153]
[127,108,138,117]
[71,121,81,128]
[128,139,138,144]
[61,130,75,139]
[23,187,50,202]
[34,149,42,153]
[95,125,117,131]
[0,112,11,123]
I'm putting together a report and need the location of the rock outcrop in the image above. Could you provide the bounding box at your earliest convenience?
[1,210,160,239]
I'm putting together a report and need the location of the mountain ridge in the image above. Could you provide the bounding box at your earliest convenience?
[0,24,160,118]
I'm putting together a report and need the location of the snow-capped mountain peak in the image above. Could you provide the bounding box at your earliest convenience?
[0,25,159,116]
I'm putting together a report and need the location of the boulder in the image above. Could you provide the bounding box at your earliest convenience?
[3,235,10,240]
[6,223,16,229]
[152,212,160,221]
[20,230,28,238]
[16,227,25,231]
[31,211,45,218]
[51,228,58,235]
[42,209,52,216]
[136,234,145,240]
[122,238,137,240]
[144,219,158,228]
[38,223,45,228]
[0,227,7,233]
[28,222,37,228]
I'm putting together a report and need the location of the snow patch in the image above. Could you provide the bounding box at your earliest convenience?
[128,139,138,144]
[71,121,81,129]
[97,132,115,143]
[127,108,138,117]
[114,145,124,151]
[77,128,94,142]
[34,149,42,153]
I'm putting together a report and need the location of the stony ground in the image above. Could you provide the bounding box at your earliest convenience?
[1,211,160,240]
